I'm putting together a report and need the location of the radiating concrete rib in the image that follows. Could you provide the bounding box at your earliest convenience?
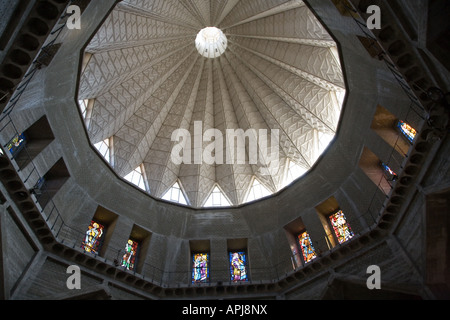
[221,0,305,29]
[226,34,336,48]
[225,50,314,170]
[80,41,192,99]
[227,46,337,135]
[144,59,205,198]
[230,40,345,92]
[220,54,282,194]
[178,0,209,28]
[116,1,202,31]
[178,59,216,207]
[91,49,196,145]
[85,35,195,54]
[213,58,255,205]
[214,0,240,26]
[85,8,196,54]
[120,53,200,175]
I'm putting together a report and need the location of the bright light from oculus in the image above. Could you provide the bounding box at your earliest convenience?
[195,27,227,58]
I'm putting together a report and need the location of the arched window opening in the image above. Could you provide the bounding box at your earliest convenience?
[162,181,188,205]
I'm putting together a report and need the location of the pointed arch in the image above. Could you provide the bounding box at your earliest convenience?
[283,159,308,188]
[244,177,272,204]
[94,137,112,164]
[315,130,335,160]
[78,98,94,128]
[162,180,189,205]
[203,184,232,208]
[124,164,148,192]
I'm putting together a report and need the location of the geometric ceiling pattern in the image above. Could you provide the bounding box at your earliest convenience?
[78,0,346,208]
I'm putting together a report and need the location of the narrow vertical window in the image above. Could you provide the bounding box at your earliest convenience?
[297,231,317,263]
[6,133,26,157]
[329,210,354,244]
[192,253,209,283]
[381,162,398,182]
[82,220,105,254]
[121,239,139,271]
[397,120,416,143]
[229,251,249,282]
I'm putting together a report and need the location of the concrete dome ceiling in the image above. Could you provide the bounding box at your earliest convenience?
[78,0,346,208]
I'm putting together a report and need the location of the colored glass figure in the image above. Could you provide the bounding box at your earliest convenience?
[82,221,105,254]
[192,253,209,283]
[298,231,317,263]
[381,163,398,181]
[6,133,26,156]
[329,210,354,244]
[121,239,139,271]
[229,251,248,282]
[397,120,416,143]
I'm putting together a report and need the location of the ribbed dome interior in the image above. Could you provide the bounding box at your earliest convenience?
[78,0,346,208]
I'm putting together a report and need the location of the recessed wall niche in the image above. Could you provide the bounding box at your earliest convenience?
[5,115,54,169]
[358,146,397,194]
[370,105,411,157]
[82,206,118,258]
[190,240,211,284]
[315,196,355,249]
[121,224,152,274]
[284,217,318,269]
[227,238,249,283]
[33,157,69,209]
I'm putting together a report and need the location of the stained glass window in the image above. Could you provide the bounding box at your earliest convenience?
[6,133,26,157]
[397,120,416,143]
[329,210,354,244]
[82,220,105,254]
[121,239,139,271]
[297,231,317,263]
[229,251,249,282]
[192,253,209,283]
[381,162,398,181]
